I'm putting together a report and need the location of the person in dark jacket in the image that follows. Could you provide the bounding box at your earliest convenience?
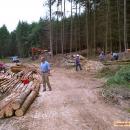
[111,52,119,61]
[75,54,82,71]
[99,51,105,61]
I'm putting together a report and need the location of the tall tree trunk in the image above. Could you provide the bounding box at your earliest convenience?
[105,0,109,53]
[75,2,78,52]
[63,0,65,53]
[56,4,59,55]
[109,20,112,52]
[70,0,73,53]
[108,1,112,52]
[117,0,121,52]
[124,0,127,51]
[78,3,81,51]
[49,0,53,57]
[86,1,89,57]
[93,0,96,56]
[61,0,63,54]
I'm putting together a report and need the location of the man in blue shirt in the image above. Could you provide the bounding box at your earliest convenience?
[40,56,52,91]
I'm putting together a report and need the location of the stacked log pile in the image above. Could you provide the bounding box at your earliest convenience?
[0,64,41,118]
[61,54,86,67]
[0,71,17,94]
[103,60,130,66]
[84,60,104,72]
[54,54,104,72]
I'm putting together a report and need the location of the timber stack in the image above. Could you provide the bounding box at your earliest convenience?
[0,64,41,118]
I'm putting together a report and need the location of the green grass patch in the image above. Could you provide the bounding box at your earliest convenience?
[107,65,130,88]
[127,108,130,113]
[98,66,121,78]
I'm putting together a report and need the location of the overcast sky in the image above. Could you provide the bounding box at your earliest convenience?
[0,0,46,32]
[0,0,80,32]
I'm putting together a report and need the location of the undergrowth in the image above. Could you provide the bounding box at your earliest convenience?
[107,65,130,88]
[98,65,130,89]
[98,66,121,78]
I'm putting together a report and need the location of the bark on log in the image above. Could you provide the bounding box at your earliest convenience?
[0,79,11,86]
[12,90,31,110]
[0,110,5,119]
[15,82,40,116]
[0,78,6,82]
[21,84,28,92]
[6,80,20,93]
[16,83,25,93]
[20,70,31,79]
[14,83,24,93]
[0,66,40,118]
[5,106,14,117]
[0,93,19,110]
[11,67,24,74]
[13,83,22,92]
[1,79,15,92]
[12,81,33,110]
[24,71,32,78]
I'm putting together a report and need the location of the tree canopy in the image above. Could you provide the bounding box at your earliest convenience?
[0,0,130,58]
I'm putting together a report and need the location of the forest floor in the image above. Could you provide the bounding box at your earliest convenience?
[0,65,130,130]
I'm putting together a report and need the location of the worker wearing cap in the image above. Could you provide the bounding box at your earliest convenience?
[75,54,82,71]
[40,56,52,91]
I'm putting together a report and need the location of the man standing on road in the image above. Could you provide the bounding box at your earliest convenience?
[40,56,52,92]
[75,54,82,71]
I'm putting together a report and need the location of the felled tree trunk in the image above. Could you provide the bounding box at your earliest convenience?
[0,110,5,118]
[15,82,40,117]
[5,105,14,117]
[12,81,33,110]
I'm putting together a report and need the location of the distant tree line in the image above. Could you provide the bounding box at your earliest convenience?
[0,0,130,58]
[48,0,130,56]
[0,19,50,58]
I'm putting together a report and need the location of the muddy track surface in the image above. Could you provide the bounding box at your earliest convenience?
[0,68,130,130]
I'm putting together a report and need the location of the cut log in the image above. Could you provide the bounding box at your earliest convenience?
[13,83,22,92]
[0,65,41,118]
[0,110,5,119]
[31,81,40,92]
[24,71,32,79]
[21,81,34,92]
[1,79,15,92]
[0,79,11,86]
[17,83,26,92]
[12,81,33,110]
[10,66,25,74]
[12,90,31,110]
[0,78,6,82]
[5,106,14,117]
[6,80,20,93]
[15,82,40,116]
[0,80,8,86]
[12,83,24,93]
[0,93,19,110]
[20,70,31,79]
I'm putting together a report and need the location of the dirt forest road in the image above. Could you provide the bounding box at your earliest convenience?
[0,67,130,130]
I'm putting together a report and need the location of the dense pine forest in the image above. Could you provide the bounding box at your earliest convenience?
[1,1,130,128]
[0,0,130,58]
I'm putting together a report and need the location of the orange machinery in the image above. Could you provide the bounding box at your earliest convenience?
[31,48,48,60]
